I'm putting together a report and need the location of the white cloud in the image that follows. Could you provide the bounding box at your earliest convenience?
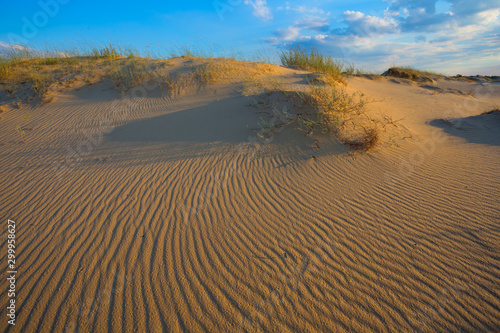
[265,1,500,75]
[276,5,327,15]
[344,11,365,21]
[275,26,300,41]
[0,42,66,58]
[294,17,330,32]
[342,11,400,36]
[314,34,328,40]
[477,9,500,24]
[244,0,273,21]
[264,14,330,45]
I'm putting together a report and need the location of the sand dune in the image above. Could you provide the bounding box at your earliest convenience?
[1,60,499,332]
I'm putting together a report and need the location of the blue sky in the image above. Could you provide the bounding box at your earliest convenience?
[0,0,499,75]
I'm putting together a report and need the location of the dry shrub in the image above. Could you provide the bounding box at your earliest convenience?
[482,109,499,115]
[298,83,382,150]
[340,128,379,151]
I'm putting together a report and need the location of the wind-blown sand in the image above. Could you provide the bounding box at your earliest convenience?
[1,59,499,332]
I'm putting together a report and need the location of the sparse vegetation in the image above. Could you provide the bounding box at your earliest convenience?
[14,125,25,141]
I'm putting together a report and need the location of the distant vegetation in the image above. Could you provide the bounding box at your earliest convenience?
[382,66,442,83]
[390,66,443,78]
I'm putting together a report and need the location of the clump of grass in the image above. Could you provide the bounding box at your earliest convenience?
[279,46,347,83]
[343,63,356,75]
[91,44,121,59]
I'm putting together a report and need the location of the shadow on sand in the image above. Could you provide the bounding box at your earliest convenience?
[107,97,258,144]
[429,110,500,146]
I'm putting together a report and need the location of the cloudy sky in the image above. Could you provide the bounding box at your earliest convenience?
[0,0,499,75]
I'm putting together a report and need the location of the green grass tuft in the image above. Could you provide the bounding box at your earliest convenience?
[39,58,59,65]
[279,45,349,83]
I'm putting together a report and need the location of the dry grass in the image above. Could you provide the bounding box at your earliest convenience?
[1,58,78,101]
[194,58,276,84]
[0,45,164,100]
[108,59,157,91]
[194,59,240,83]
